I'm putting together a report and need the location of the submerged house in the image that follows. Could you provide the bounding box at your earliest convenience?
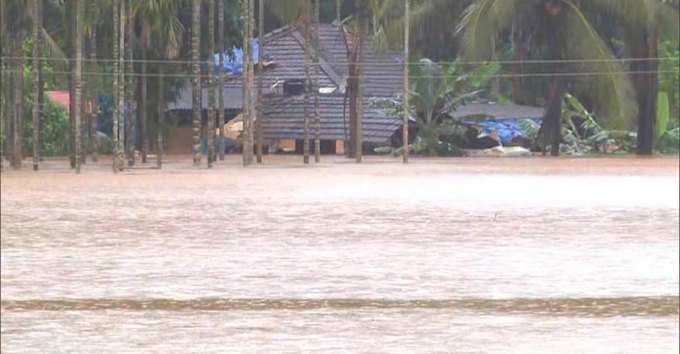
[167,21,407,154]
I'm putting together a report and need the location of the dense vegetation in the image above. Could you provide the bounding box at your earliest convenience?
[1,0,678,172]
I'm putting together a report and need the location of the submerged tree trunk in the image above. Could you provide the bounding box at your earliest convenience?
[67,0,76,168]
[125,0,135,167]
[88,18,99,163]
[192,0,202,167]
[32,0,43,171]
[207,0,216,168]
[402,0,410,164]
[112,0,120,171]
[247,0,255,165]
[632,29,658,155]
[217,0,226,161]
[157,67,165,169]
[346,37,358,158]
[139,20,148,164]
[0,0,5,170]
[255,0,264,164]
[355,6,367,163]
[538,79,564,156]
[74,0,83,173]
[241,0,249,166]
[312,0,321,163]
[114,0,126,171]
[303,0,311,164]
[241,0,254,166]
[12,33,24,169]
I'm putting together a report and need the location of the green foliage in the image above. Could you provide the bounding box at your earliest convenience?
[406,58,498,155]
[657,128,680,154]
[656,91,670,140]
[659,41,679,129]
[22,98,71,157]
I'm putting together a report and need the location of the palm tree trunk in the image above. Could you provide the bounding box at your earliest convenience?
[303,0,311,164]
[116,0,126,171]
[312,0,321,163]
[112,0,120,171]
[355,7,367,163]
[74,0,83,173]
[217,0,226,161]
[0,0,5,170]
[32,0,42,171]
[538,79,564,156]
[139,21,148,164]
[241,0,249,166]
[633,29,658,155]
[12,30,24,169]
[402,0,410,164]
[192,0,202,167]
[247,0,255,165]
[207,0,216,168]
[67,0,76,168]
[255,0,264,164]
[89,22,98,163]
[336,0,341,24]
[157,66,165,169]
[347,39,358,158]
[80,32,87,165]
[241,0,254,166]
[125,0,135,167]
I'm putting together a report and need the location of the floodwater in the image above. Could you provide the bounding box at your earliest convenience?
[1,156,679,353]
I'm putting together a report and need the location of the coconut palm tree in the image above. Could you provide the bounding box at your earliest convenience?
[191,0,202,167]
[458,0,637,156]
[585,0,678,154]
[131,0,184,169]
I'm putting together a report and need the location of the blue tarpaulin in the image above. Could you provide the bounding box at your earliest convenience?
[213,39,260,76]
[463,118,541,145]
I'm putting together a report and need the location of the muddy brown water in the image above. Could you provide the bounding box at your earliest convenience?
[1,156,679,353]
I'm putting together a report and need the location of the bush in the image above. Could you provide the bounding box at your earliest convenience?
[22,98,71,157]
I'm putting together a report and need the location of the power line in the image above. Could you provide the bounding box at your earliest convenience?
[2,68,676,79]
[1,56,679,66]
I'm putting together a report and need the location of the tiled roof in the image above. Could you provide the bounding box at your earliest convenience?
[224,23,404,98]
[224,24,339,90]
[261,93,402,144]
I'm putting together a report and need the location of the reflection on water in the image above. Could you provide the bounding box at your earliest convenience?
[1,157,679,353]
